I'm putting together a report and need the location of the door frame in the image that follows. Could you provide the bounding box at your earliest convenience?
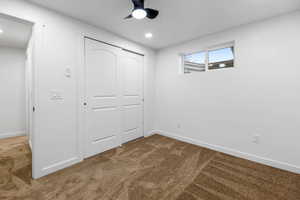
[0,12,41,178]
[78,35,145,158]
[28,22,43,179]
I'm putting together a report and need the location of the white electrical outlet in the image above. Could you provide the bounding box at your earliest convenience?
[65,67,72,78]
[177,123,181,129]
[253,134,260,144]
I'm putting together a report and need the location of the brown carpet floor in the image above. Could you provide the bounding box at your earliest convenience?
[0,134,299,200]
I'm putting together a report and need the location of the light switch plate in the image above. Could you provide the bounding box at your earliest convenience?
[50,90,63,100]
[65,67,71,78]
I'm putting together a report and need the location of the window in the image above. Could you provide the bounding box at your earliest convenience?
[182,42,235,73]
[208,47,234,70]
[183,51,206,73]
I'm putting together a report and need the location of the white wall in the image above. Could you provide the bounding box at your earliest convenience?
[155,11,300,174]
[0,47,26,139]
[0,0,156,178]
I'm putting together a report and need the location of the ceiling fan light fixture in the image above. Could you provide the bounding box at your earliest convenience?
[132,9,147,19]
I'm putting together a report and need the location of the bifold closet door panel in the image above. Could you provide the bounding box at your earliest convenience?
[120,51,144,144]
[84,38,144,158]
[84,38,121,158]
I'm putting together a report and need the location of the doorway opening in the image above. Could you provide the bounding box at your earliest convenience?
[0,13,35,181]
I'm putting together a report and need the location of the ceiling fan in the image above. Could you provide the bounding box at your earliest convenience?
[125,0,159,20]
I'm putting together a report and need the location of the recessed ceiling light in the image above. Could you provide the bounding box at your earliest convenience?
[145,33,153,39]
[132,9,147,20]
[0,29,3,34]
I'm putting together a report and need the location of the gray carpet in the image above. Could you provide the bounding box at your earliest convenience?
[0,135,299,200]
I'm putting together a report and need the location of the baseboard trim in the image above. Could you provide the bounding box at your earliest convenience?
[29,139,32,150]
[0,131,26,139]
[145,130,157,137]
[155,130,300,175]
[33,157,82,179]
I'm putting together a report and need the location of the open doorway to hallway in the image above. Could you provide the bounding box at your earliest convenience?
[0,13,34,183]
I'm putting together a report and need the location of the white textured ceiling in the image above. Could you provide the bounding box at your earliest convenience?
[0,14,32,49]
[27,0,300,49]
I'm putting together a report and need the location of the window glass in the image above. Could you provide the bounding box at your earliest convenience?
[183,51,206,73]
[208,47,234,70]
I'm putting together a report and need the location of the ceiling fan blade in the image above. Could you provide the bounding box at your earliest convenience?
[145,8,159,19]
[124,14,133,19]
[132,0,144,9]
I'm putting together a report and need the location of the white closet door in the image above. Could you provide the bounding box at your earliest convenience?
[120,51,144,144]
[84,38,121,158]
